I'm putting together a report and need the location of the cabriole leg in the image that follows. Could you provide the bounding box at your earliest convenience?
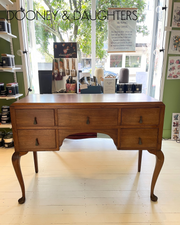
[33,151,38,173]
[138,150,142,172]
[12,151,28,204]
[148,150,164,202]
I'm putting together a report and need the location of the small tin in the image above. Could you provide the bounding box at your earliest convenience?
[0,19,8,32]
[6,83,16,95]
[3,132,14,148]
[0,90,7,96]
[1,117,11,124]
[1,111,10,118]
[117,84,125,93]
[1,54,15,67]
[1,105,10,112]
[125,83,134,93]
[2,56,12,67]
[0,83,4,92]
[133,83,142,93]
[12,83,19,94]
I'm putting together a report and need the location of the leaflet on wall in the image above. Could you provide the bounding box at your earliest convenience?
[171,113,180,140]
[172,2,180,27]
[53,42,77,58]
[168,31,180,54]
[108,8,137,52]
[167,56,180,79]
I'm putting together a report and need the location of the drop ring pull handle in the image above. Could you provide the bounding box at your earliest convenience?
[34,117,37,125]
[139,116,143,124]
[138,137,142,145]
[35,138,39,146]
[86,117,90,124]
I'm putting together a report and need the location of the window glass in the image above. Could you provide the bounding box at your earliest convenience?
[23,0,166,98]
[125,56,141,68]
[110,55,122,68]
[95,0,155,93]
[24,0,92,93]
[148,0,167,99]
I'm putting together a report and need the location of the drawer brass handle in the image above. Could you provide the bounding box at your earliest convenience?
[138,137,142,145]
[35,138,39,146]
[34,117,37,125]
[139,116,143,124]
[86,117,90,124]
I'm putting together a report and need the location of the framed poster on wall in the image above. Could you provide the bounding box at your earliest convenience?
[108,8,137,53]
[171,113,180,140]
[167,56,180,79]
[53,42,77,58]
[172,2,180,28]
[168,31,180,54]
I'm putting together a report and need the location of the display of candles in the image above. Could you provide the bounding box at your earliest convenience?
[6,83,19,95]
[1,54,15,67]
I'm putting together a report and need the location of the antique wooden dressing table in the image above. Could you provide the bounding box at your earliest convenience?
[10,93,165,204]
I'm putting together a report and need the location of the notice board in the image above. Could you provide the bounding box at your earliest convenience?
[108,8,137,53]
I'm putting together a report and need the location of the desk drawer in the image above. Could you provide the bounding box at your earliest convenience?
[120,128,158,149]
[121,108,160,125]
[58,109,118,126]
[18,130,56,150]
[15,110,55,127]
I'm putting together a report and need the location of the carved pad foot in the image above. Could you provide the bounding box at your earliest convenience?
[151,194,158,202]
[18,197,26,204]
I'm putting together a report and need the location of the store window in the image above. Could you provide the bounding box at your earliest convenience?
[110,55,122,68]
[125,56,142,68]
[22,0,167,98]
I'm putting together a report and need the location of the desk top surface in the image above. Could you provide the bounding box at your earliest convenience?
[11,93,163,107]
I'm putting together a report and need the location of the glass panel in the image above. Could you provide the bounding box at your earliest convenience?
[149,0,167,99]
[110,55,122,68]
[125,56,141,68]
[24,0,92,93]
[96,0,155,93]
[23,0,166,98]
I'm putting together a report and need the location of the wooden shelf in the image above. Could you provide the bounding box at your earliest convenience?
[0,67,21,73]
[0,32,17,42]
[0,0,13,10]
[0,93,23,100]
[0,123,12,128]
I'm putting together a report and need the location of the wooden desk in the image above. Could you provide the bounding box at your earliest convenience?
[10,93,165,204]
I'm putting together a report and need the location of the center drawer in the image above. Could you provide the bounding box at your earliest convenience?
[121,108,160,125]
[18,130,56,150]
[15,109,55,127]
[58,109,118,126]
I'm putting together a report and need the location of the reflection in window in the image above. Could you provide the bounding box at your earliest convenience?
[125,56,141,68]
[110,55,122,68]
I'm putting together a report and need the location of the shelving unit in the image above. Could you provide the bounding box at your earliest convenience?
[0,0,23,134]
[0,32,17,42]
[0,67,21,72]
[0,94,23,100]
[0,123,12,128]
